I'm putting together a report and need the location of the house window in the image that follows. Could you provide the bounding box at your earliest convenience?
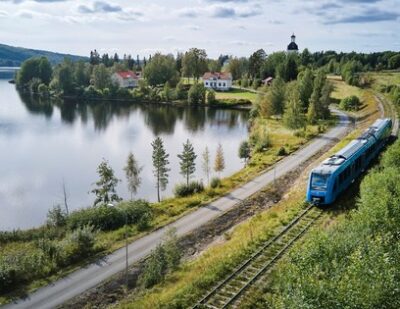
[223,83,226,87]
[205,82,208,86]
[218,83,221,87]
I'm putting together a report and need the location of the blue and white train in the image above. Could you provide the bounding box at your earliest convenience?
[307,118,392,205]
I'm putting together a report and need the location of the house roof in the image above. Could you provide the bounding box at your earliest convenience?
[203,72,232,81]
[115,71,139,79]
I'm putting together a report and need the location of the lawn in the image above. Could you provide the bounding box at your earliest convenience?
[214,88,258,104]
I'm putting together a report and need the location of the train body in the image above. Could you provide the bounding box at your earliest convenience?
[307,118,392,205]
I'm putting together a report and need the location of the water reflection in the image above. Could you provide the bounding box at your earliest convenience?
[0,78,249,230]
[17,93,249,136]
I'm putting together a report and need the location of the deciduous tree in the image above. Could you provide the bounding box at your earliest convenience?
[124,152,142,200]
[214,143,225,175]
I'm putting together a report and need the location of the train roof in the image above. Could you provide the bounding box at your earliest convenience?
[311,118,391,175]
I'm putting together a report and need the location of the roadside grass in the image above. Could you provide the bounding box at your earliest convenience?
[214,88,257,104]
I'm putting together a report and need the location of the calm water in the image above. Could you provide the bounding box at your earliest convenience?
[0,70,249,230]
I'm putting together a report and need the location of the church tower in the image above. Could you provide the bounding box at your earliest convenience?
[287,33,299,53]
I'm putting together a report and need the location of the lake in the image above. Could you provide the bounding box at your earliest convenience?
[0,69,249,230]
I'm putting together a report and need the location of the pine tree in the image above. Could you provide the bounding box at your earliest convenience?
[124,152,143,200]
[202,147,211,186]
[214,143,225,175]
[268,76,286,116]
[177,139,197,186]
[151,137,170,202]
[91,159,121,207]
[238,141,251,166]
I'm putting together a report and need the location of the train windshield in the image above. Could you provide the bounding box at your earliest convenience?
[311,173,329,190]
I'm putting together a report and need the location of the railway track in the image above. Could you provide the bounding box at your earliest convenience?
[193,205,323,309]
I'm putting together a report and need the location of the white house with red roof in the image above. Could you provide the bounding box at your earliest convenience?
[202,72,232,91]
[111,70,141,88]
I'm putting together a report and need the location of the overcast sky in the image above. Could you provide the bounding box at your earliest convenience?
[0,0,399,58]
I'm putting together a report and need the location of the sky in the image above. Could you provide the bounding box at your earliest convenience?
[0,0,399,58]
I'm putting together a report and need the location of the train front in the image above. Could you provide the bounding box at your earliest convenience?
[306,168,333,205]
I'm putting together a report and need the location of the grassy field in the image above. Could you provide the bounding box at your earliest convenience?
[214,88,258,104]
[368,71,400,91]
[114,77,383,309]
[329,75,382,129]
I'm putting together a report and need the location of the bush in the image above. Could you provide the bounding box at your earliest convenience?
[252,78,261,90]
[46,204,67,227]
[67,201,153,232]
[28,77,42,93]
[61,225,97,264]
[206,89,217,105]
[175,80,186,100]
[277,146,287,156]
[67,205,124,231]
[210,177,221,189]
[120,199,153,230]
[250,128,271,152]
[188,83,206,105]
[83,85,103,99]
[38,83,49,96]
[340,95,361,111]
[141,244,167,288]
[174,181,204,197]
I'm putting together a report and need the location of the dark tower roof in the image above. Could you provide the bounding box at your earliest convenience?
[287,33,298,51]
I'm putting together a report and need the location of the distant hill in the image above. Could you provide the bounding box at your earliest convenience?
[0,43,87,67]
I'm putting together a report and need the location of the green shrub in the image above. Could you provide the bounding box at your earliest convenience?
[340,95,361,111]
[61,225,97,264]
[252,78,261,90]
[120,199,153,230]
[206,89,217,105]
[46,204,67,227]
[67,201,153,231]
[83,85,103,99]
[210,177,221,189]
[67,205,124,231]
[188,83,206,105]
[38,83,49,96]
[174,181,204,197]
[141,244,167,288]
[277,146,287,156]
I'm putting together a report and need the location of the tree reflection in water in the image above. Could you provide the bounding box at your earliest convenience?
[18,94,249,136]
